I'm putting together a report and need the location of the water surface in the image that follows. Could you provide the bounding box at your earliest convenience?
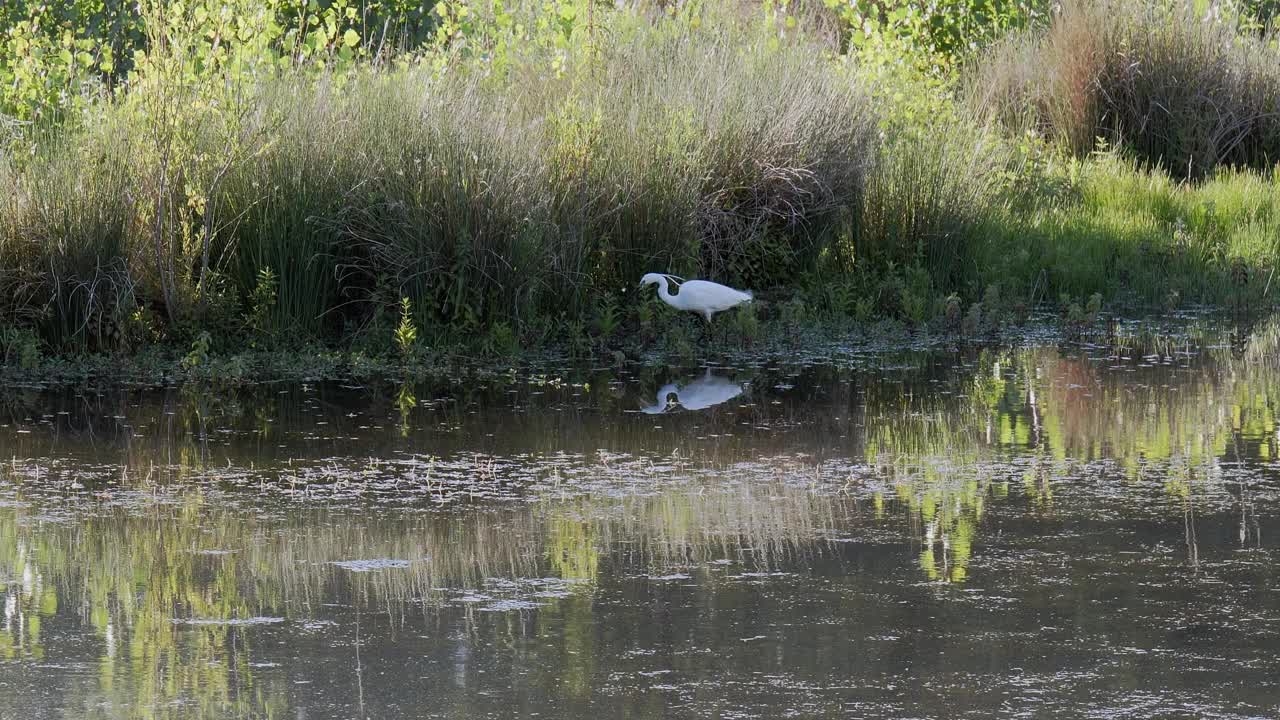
[2,324,1280,718]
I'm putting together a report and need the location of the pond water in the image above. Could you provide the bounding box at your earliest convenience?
[2,322,1279,719]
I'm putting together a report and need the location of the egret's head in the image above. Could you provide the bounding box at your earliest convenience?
[638,273,664,288]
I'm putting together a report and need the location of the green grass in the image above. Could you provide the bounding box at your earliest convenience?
[974,153,1280,305]
[0,114,138,349]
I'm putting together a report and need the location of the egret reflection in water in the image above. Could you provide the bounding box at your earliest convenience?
[639,369,744,413]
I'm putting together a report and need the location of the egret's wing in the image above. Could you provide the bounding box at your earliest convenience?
[678,281,752,312]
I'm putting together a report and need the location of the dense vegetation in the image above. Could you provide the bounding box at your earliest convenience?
[1,0,1278,371]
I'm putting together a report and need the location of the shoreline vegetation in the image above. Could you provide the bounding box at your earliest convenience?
[1,0,1279,380]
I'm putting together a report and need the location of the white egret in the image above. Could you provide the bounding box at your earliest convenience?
[638,273,752,323]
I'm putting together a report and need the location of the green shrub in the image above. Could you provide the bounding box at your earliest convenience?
[0,326,41,369]
[482,322,520,357]
[246,267,279,342]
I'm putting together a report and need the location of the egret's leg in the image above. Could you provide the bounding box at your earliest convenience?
[703,309,713,323]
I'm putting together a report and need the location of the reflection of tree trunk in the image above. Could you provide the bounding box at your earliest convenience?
[1239,488,1250,547]
[1184,504,1199,570]
[1233,434,1259,549]
[941,528,951,581]
[355,604,366,717]
[1028,383,1042,449]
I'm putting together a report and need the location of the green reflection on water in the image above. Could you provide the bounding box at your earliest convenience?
[860,323,1278,581]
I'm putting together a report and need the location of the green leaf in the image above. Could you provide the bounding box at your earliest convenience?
[343,29,360,47]
[308,28,327,51]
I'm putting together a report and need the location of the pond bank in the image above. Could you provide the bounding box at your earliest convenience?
[1,309,1272,390]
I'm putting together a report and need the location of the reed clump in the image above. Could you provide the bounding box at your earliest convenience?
[1,15,886,350]
[975,0,1280,179]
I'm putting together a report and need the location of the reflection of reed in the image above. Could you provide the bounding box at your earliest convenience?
[857,335,1280,496]
[1240,317,1280,368]
[0,500,290,719]
[248,508,548,607]
[589,477,858,571]
[0,468,884,715]
[0,472,865,623]
[0,498,553,719]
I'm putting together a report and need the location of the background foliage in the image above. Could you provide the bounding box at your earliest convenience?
[1,0,1278,361]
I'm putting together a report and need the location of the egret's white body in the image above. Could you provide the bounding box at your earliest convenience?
[638,273,752,322]
[640,370,744,414]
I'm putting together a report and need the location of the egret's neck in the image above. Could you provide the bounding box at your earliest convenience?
[656,277,677,306]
